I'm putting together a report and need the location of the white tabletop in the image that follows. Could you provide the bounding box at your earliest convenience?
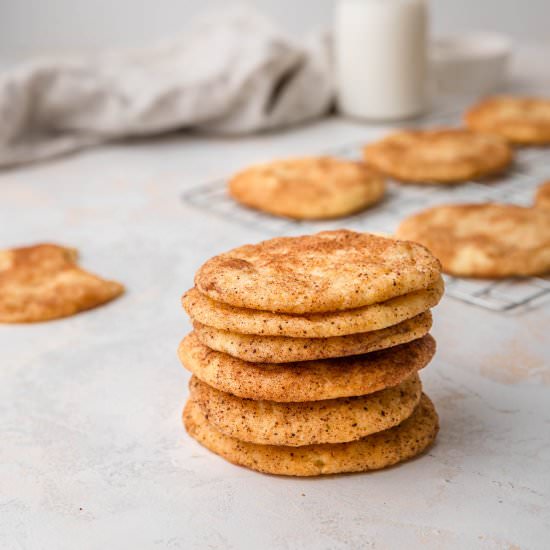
[2,48,550,550]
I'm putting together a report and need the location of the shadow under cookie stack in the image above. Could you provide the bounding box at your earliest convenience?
[179,230,443,476]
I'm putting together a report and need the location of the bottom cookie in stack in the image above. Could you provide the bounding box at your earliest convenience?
[179,333,439,476]
[183,396,438,477]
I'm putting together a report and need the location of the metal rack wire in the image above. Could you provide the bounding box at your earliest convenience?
[182,107,550,312]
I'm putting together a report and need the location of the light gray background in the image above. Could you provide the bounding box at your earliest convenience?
[0,0,549,56]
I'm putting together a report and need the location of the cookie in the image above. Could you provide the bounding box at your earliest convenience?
[465,96,550,145]
[195,230,441,314]
[396,203,550,277]
[189,374,421,446]
[179,332,435,402]
[535,180,550,210]
[183,393,439,476]
[193,311,432,363]
[363,128,513,183]
[0,243,124,323]
[229,157,386,220]
[182,277,443,338]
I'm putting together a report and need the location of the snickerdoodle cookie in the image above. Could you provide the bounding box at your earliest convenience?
[195,230,441,314]
[182,277,443,338]
[178,333,435,402]
[465,96,550,145]
[363,128,513,183]
[183,394,439,476]
[229,157,386,220]
[396,203,550,277]
[0,243,124,323]
[193,311,432,363]
[189,374,422,446]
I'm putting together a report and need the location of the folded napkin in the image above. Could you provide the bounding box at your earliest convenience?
[0,6,333,168]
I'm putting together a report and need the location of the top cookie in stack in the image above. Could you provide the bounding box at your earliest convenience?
[180,230,443,476]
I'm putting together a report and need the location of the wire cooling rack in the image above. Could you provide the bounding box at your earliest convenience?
[182,106,550,313]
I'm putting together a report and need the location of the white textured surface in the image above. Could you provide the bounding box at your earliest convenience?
[2,56,550,550]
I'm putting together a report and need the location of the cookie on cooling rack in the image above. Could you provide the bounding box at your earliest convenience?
[396,203,550,278]
[465,96,550,145]
[363,128,513,184]
[228,156,385,220]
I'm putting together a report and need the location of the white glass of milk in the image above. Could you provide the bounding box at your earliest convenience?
[335,0,428,121]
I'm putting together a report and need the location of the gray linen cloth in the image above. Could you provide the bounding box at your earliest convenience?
[0,6,333,168]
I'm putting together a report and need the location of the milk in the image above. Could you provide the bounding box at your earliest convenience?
[335,0,428,120]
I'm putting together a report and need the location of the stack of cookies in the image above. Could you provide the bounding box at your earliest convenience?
[179,230,443,476]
